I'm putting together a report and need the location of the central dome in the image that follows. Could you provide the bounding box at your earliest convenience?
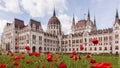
[48,16,60,25]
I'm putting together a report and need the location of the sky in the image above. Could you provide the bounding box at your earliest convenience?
[0,0,120,36]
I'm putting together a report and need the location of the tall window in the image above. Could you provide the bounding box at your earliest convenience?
[115,34,119,39]
[39,36,42,40]
[104,47,107,50]
[99,47,102,50]
[32,35,36,40]
[115,46,119,50]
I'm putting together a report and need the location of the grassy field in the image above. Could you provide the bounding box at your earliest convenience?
[0,53,119,68]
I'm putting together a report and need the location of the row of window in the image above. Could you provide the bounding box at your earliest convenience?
[32,35,42,40]
[43,47,111,52]
[62,35,117,44]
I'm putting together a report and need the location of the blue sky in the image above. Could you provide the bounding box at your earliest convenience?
[0,0,120,35]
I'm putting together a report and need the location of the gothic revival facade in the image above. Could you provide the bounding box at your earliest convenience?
[1,9,120,54]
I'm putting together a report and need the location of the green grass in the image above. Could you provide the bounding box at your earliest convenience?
[0,53,119,68]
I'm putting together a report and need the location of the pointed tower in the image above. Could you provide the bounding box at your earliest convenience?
[94,16,96,27]
[86,9,92,26]
[87,10,90,21]
[93,16,97,30]
[115,9,119,24]
[71,14,76,33]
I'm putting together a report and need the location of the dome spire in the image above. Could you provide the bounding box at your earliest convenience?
[116,9,119,18]
[115,9,119,24]
[53,8,56,17]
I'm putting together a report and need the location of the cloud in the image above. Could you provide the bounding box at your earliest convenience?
[58,14,78,34]
[0,0,21,13]
[42,24,47,31]
[20,0,67,17]
[0,19,9,34]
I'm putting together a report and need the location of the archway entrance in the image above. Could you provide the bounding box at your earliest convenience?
[39,47,42,52]
[32,46,36,52]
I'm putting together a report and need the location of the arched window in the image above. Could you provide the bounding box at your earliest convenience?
[99,47,102,50]
[115,46,119,50]
[104,47,107,50]
[94,47,97,51]
[32,46,36,52]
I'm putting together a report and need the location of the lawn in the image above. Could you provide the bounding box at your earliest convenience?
[0,53,119,68]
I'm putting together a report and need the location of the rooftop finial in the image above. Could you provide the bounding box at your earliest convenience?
[53,8,56,17]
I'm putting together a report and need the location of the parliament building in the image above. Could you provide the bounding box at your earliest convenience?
[1,9,120,54]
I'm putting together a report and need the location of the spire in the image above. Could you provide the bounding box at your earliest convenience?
[87,9,90,21]
[72,14,75,26]
[94,16,96,24]
[53,8,56,17]
[116,9,119,18]
[94,16,96,27]
[115,9,119,24]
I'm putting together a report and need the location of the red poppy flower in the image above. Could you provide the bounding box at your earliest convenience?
[90,62,112,68]
[13,62,20,66]
[15,45,19,49]
[21,51,25,54]
[86,54,91,59]
[49,66,53,68]
[13,56,21,60]
[26,60,30,64]
[76,55,81,60]
[25,45,31,50]
[72,55,78,61]
[80,45,84,50]
[91,38,99,45]
[36,66,40,68]
[42,66,46,68]
[46,52,53,62]
[47,55,53,62]
[72,51,77,55]
[0,64,6,68]
[28,52,34,56]
[59,62,67,68]
[10,53,14,56]
[48,52,53,57]
[35,52,40,57]
[69,54,74,58]
[90,59,96,64]
[21,56,25,59]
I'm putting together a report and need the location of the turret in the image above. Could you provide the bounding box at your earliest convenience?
[71,14,76,33]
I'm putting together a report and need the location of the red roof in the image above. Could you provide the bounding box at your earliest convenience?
[76,20,86,27]
[48,16,60,25]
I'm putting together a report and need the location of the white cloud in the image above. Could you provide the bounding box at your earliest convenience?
[0,0,21,13]
[0,19,9,34]
[58,14,78,34]
[42,24,47,31]
[20,0,67,17]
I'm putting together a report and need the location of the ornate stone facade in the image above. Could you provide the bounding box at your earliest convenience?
[1,9,120,54]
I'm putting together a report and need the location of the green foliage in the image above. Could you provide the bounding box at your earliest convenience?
[0,54,119,68]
